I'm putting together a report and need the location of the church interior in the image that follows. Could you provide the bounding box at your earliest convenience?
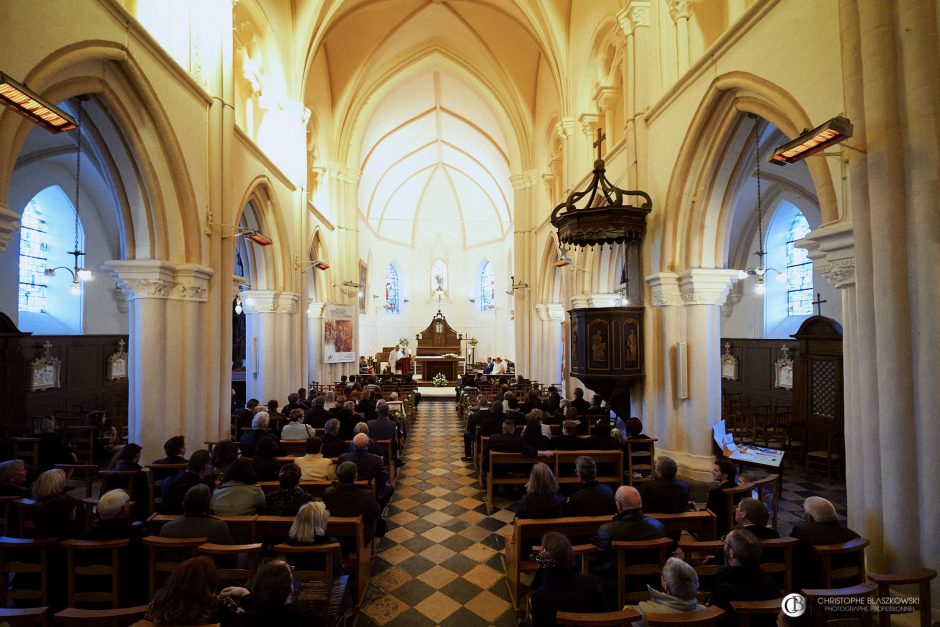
[0,0,937,624]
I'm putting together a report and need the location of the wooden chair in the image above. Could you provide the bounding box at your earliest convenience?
[0,607,49,626]
[676,539,725,600]
[759,537,799,593]
[807,432,844,481]
[868,567,936,627]
[813,538,869,588]
[612,537,675,607]
[65,427,96,465]
[785,422,808,468]
[12,498,42,538]
[12,438,41,474]
[645,606,726,627]
[97,470,140,499]
[0,536,56,606]
[195,542,262,588]
[729,599,784,627]
[0,494,21,537]
[143,463,186,514]
[555,608,642,626]
[723,475,779,531]
[60,538,130,608]
[625,438,656,485]
[530,543,597,577]
[55,464,100,500]
[141,535,207,598]
[52,605,149,626]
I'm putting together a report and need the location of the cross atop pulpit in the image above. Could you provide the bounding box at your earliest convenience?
[593,127,606,161]
[812,292,827,316]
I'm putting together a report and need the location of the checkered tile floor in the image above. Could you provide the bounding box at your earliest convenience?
[353,399,847,626]
[355,399,518,626]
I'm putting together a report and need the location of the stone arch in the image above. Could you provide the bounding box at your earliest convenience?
[0,41,203,263]
[537,234,562,304]
[657,71,839,273]
[306,226,332,303]
[233,177,291,292]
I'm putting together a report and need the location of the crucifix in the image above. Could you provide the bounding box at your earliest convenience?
[593,127,606,161]
[812,292,827,316]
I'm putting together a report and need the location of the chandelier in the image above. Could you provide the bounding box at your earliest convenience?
[44,96,93,294]
[737,116,785,294]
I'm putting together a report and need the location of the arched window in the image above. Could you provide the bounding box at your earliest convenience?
[384,264,401,314]
[18,200,48,312]
[479,260,495,312]
[785,214,813,315]
[17,187,85,334]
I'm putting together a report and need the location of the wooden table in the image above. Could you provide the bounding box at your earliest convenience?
[417,356,460,381]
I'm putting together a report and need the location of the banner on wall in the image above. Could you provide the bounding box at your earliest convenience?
[324,304,355,363]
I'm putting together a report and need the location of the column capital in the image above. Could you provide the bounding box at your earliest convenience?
[678,269,741,306]
[578,113,601,136]
[536,302,565,321]
[589,293,623,307]
[0,203,19,253]
[618,1,651,36]
[667,0,691,22]
[594,85,620,113]
[555,118,577,140]
[307,300,326,319]
[645,272,681,306]
[798,220,856,288]
[510,170,539,190]
[241,290,300,314]
[103,260,178,300]
[173,264,214,302]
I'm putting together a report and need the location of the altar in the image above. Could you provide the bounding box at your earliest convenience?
[415,310,462,382]
[417,356,460,382]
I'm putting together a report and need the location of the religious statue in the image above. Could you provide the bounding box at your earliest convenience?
[626,328,638,362]
[592,330,606,361]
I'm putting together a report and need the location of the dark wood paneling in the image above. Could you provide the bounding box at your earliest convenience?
[721,338,795,409]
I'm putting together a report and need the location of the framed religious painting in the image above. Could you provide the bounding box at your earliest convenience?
[29,341,61,392]
[774,344,794,390]
[721,341,739,381]
[358,261,368,314]
[108,338,129,381]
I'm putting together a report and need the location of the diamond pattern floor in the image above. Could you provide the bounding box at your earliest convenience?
[353,398,847,626]
[355,399,518,626]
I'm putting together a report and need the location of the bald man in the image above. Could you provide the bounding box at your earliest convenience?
[339,432,392,507]
[790,496,859,589]
[590,485,667,602]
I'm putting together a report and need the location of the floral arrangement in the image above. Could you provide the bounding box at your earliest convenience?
[398,337,410,347]
[467,337,478,347]
[432,372,448,387]
[442,352,459,358]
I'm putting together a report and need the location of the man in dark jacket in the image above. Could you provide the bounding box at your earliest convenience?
[549,420,586,451]
[590,485,667,601]
[734,497,780,539]
[566,456,616,516]
[483,419,553,471]
[323,461,383,545]
[480,400,505,436]
[339,433,391,507]
[234,398,259,434]
[239,412,282,458]
[709,528,781,627]
[638,456,691,514]
[462,395,490,460]
[790,496,860,589]
[355,389,378,421]
[303,396,330,428]
[320,419,348,459]
[161,449,211,514]
[570,388,590,415]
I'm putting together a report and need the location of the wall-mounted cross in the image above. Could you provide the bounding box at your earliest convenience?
[593,127,606,161]
[812,292,827,316]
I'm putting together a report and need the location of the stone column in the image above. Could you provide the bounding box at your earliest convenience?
[103,260,177,462]
[274,291,300,389]
[171,264,216,443]
[677,269,740,480]
[241,289,282,402]
[578,114,601,172]
[555,118,578,195]
[307,300,325,385]
[594,86,621,147]
[618,1,651,188]
[668,0,692,76]
[0,203,18,252]
[511,171,539,377]
[535,303,565,387]
[646,272,682,463]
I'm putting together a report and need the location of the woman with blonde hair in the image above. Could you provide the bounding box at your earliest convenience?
[31,468,84,538]
[513,462,565,519]
[285,500,343,575]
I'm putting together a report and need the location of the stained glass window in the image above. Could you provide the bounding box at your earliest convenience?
[479,261,495,311]
[786,213,813,315]
[18,201,49,313]
[384,264,400,314]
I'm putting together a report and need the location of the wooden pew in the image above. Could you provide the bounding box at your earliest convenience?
[503,511,718,613]
[553,450,623,489]
[256,480,373,497]
[255,515,371,606]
